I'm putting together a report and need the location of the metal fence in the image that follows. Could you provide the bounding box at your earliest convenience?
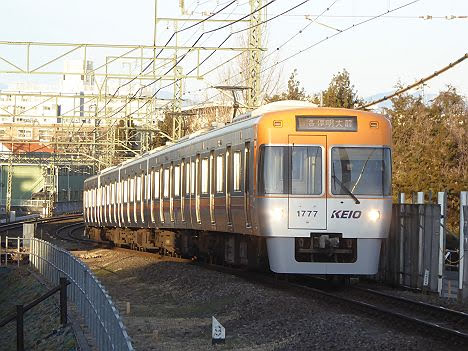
[29,238,134,351]
[378,204,441,292]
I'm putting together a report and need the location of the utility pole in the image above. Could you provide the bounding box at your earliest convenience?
[247,0,264,108]
[5,153,13,222]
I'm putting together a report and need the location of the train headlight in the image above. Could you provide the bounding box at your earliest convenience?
[368,209,381,222]
[270,207,284,221]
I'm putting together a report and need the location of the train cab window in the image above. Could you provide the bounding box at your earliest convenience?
[201,158,209,194]
[163,168,170,198]
[331,147,391,196]
[154,171,160,199]
[233,151,241,192]
[190,161,196,194]
[290,146,322,195]
[216,154,224,193]
[174,165,180,197]
[258,146,287,194]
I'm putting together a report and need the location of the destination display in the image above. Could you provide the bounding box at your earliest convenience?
[296,116,357,132]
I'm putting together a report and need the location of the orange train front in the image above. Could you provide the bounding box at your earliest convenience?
[84,101,392,275]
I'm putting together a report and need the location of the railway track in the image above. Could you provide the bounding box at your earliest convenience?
[194,262,468,345]
[287,278,468,344]
[44,222,468,345]
[0,214,83,234]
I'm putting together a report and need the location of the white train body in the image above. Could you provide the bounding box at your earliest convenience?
[84,102,392,275]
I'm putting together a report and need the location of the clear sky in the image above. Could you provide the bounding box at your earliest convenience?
[1,0,467,101]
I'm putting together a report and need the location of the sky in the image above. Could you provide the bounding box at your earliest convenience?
[0,0,467,102]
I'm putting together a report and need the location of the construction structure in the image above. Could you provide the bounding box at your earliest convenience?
[0,1,265,219]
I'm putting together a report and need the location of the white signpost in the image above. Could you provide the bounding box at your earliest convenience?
[212,316,225,345]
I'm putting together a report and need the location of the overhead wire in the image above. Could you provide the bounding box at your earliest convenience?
[95,0,239,117]
[359,52,468,109]
[101,0,289,123]
[190,0,420,107]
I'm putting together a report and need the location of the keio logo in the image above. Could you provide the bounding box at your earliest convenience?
[331,210,362,219]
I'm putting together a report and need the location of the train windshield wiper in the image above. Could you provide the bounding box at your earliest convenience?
[332,174,360,204]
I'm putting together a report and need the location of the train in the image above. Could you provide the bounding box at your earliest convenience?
[84,100,392,275]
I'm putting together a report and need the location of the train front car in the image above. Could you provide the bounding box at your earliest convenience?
[256,107,392,275]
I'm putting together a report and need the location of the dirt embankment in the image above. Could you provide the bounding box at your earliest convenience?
[0,266,77,351]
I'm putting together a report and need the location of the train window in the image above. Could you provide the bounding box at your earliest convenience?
[233,151,241,192]
[201,158,209,194]
[244,142,250,194]
[110,183,114,204]
[216,154,224,193]
[163,168,170,198]
[148,173,153,200]
[258,146,288,194]
[190,161,196,194]
[181,161,185,197]
[185,161,190,195]
[154,171,160,199]
[290,146,322,195]
[331,147,391,196]
[124,180,128,203]
[130,178,135,203]
[210,151,215,194]
[136,176,141,201]
[174,165,180,197]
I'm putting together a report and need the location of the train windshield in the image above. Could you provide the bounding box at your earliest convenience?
[331,147,391,196]
[258,145,322,195]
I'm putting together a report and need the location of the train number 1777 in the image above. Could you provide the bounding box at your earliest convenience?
[297,210,318,217]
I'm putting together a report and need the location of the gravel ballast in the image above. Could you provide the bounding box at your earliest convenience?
[71,248,451,350]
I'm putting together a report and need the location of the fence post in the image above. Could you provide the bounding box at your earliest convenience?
[398,193,405,285]
[460,191,467,301]
[17,236,20,267]
[5,236,8,267]
[60,277,68,325]
[16,304,24,351]
[437,192,446,296]
[417,192,424,288]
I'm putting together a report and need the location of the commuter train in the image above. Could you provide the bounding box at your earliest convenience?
[84,100,392,275]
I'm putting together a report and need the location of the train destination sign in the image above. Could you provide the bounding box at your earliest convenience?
[296,116,357,132]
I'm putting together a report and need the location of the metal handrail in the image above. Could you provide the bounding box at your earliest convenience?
[26,238,134,351]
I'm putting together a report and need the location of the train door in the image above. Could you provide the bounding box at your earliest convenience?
[288,135,327,230]
[159,166,165,223]
[225,146,232,226]
[244,141,251,228]
[183,159,191,224]
[180,160,185,223]
[170,163,174,222]
[209,151,215,224]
